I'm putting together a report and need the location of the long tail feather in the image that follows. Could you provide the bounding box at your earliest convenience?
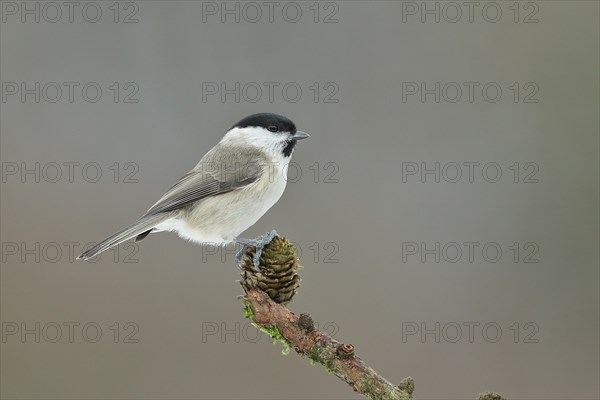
[77,214,170,260]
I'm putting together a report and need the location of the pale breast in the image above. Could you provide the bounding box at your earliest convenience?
[173,160,289,244]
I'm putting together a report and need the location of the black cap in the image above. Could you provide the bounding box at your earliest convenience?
[233,113,297,134]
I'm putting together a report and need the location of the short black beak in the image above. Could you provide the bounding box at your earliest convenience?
[292,131,310,141]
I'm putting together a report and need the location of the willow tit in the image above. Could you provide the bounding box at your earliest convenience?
[78,113,309,263]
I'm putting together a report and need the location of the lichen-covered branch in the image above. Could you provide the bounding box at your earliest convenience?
[237,235,505,400]
[243,287,413,400]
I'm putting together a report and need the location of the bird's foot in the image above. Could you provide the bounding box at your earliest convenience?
[235,230,278,271]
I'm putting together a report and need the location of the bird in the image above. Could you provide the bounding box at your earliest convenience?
[78,113,309,267]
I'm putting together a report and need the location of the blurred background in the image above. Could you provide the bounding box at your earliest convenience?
[1,1,598,399]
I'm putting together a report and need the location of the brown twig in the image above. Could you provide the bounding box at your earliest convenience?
[244,287,413,400]
[238,235,505,400]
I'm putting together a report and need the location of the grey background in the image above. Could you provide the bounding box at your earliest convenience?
[1,1,598,399]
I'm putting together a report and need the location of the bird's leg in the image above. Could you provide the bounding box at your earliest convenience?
[235,230,278,270]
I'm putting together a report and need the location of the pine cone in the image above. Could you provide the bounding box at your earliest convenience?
[240,236,302,304]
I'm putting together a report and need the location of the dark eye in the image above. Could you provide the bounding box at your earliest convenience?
[268,125,278,132]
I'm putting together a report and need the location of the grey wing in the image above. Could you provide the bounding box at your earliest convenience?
[143,150,263,217]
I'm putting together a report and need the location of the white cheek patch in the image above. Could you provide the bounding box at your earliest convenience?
[220,127,289,158]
